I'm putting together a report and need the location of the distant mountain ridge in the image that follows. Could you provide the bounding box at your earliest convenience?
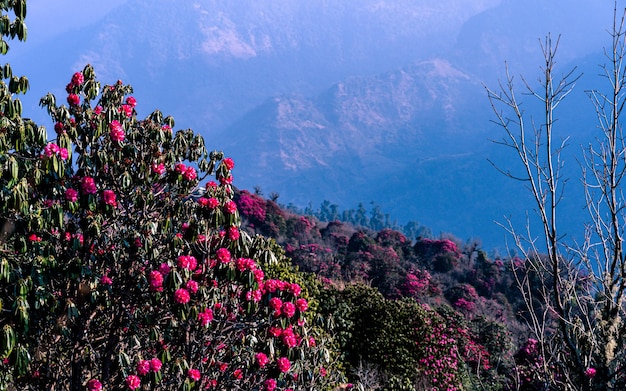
[9,0,617,249]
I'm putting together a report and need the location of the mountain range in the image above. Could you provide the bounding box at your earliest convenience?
[9,0,618,249]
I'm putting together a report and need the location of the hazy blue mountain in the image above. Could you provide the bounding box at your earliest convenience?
[8,0,622,249]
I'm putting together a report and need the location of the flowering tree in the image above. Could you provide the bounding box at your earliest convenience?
[0,57,344,389]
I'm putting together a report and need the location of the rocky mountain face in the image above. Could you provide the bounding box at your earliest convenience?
[9,0,614,248]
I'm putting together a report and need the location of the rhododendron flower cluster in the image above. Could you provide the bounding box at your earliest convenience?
[102,189,117,207]
[87,379,102,391]
[64,188,78,202]
[42,142,68,160]
[81,176,97,194]
[109,120,125,142]
[125,375,141,390]
[175,162,197,181]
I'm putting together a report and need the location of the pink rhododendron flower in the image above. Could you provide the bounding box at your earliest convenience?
[161,124,171,133]
[206,181,217,189]
[28,233,41,242]
[276,357,291,373]
[136,360,150,376]
[186,279,199,294]
[126,96,137,107]
[282,301,296,318]
[125,375,141,390]
[223,157,235,170]
[102,190,117,207]
[219,175,233,185]
[585,367,596,378]
[109,120,125,142]
[177,255,197,270]
[94,106,103,115]
[71,72,84,86]
[268,326,282,338]
[81,176,97,194]
[67,93,80,106]
[42,143,68,160]
[87,379,102,391]
[270,297,283,311]
[54,122,65,134]
[224,200,237,214]
[64,188,78,202]
[151,162,166,175]
[216,248,231,264]
[174,288,190,304]
[206,197,219,208]
[228,226,240,240]
[100,275,113,285]
[198,308,214,326]
[233,368,243,379]
[296,298,308,312]
[150,358,162,372]
[43,143,63,159]
[120,104,133,117]
[256,352,269,367]
[183,166,197,181]
[282,331,298,348]
[149,270,164,292]
[264,378,277,391]
[188,368,201,381]
[158,263,171,275]
[175,163,186,174]
[288,283,301,296]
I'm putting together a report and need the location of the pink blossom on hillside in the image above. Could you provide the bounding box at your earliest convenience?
[264,378,277,391]
[120,104,133,117]
[87,379,102,391]
[109,120,125,142]
[177,255,197,270]
[151,162,166,175]
[276,357,291,373]
[71,72,84,86]
[174,288,190,304]
[64,188,78,202]
[67,93,80,106]
[183,166,197,181]
[255,352,269,367]
[188,368,201,381]
[125,375,140,390]
[102,190,117,207]
[296,298,308,312]
[81,176,97,194]
[223,157,235,170]
[149,358,162,372]
[282,301,296,318]
[54,122,65,134]
[198,308,214,326]
[136,360,150,376]
[224,200,237,214]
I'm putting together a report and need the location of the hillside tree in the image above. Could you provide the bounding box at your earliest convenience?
[487,5,626,391]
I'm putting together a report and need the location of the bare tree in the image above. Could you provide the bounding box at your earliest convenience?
[486,5,626,390]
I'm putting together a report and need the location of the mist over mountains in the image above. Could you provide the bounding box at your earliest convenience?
[12,0,618,248]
